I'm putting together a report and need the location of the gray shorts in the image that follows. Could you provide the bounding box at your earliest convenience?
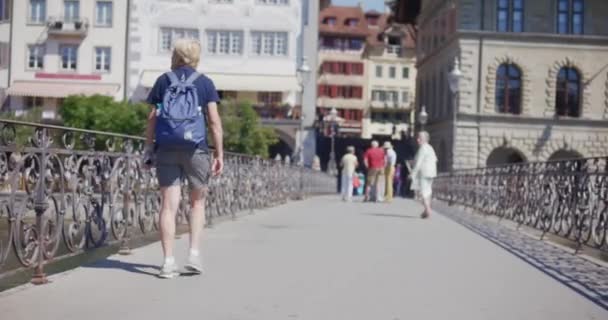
[155,149,211,189]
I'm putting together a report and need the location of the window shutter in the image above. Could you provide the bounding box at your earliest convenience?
[330,85,338,98]
[317,85,326,97]
[345,62,352,75]
[331,62,339,74]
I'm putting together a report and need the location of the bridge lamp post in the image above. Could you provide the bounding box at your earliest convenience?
[448,57,463,171]
[296,57,311,166]
[418,105,428,131]
[327,107,338,176]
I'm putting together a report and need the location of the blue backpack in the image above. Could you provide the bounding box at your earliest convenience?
[155,71,206,149]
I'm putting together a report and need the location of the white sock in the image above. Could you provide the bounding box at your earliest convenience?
[189,249,200,257]
[164,256,175,265]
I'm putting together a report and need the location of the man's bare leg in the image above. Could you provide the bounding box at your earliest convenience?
[185,187,206,273]
[159,185,181,278]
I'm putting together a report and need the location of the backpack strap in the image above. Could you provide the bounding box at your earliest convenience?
[184,71,200,85]
[166,71,180,85]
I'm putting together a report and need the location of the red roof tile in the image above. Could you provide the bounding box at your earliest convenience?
[319,6,369,37]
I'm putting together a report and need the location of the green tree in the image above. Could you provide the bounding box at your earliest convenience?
[60,95,149,136]
[218,100,278,158]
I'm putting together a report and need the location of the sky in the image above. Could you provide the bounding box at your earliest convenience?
[331,0,387,12]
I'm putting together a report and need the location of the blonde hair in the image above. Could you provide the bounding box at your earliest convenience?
[171,39,201,69]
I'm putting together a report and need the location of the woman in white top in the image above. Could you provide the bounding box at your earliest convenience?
[410,131,438,219]
[340,146,359,202]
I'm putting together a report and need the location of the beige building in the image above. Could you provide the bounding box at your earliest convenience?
[7,0,128,118]
[416,0,608,171]
[0,0,10,107]
[362,11,416,140]
[317,5,369,137]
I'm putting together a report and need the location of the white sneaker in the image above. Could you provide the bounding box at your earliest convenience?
[184,255,203,275]
[158,261,179,279]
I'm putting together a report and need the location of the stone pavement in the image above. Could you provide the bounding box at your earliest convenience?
[0,196,607,320]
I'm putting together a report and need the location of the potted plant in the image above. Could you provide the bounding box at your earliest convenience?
[53,21,63,30]
[74,20,83,30]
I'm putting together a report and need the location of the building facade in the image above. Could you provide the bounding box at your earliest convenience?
[7,0,129,119]
[416,0,608,172]
[0,0,11,108]
[317,5,368,137]
[127,0,302,112]
[362,11,416,140]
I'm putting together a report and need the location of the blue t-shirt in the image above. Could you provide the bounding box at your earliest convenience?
[146,66,220,151]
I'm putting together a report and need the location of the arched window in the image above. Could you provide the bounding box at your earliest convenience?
[495,63,522,115]
[555,67,581,117]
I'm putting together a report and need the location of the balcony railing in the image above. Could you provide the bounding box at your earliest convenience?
[253,104,301,121]
[0,119,334,282]
[47,17,89,37]
[433,157,608,252]
[386,45,403,55]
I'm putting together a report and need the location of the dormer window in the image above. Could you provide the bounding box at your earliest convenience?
[324,17,337,25]
[345,18,359,27]
[366,16,378,26]
[387,36,401,46]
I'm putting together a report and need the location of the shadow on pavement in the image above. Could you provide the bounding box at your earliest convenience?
[364,213,420,219]
[85,258,160,277]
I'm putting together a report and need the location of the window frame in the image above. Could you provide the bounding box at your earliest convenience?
[402,67,409,79]
[95,1,113,27]
[497,0,524,33]
[389,66,396,79]
[256,0,289,6]
[495,63,522,115]
[60,44,79,71]
[251,31,289,57]
[64,0,80,23]
[557,0,584,35]
[27,44,45,70]
[28,0,47,25]
[94,46,111,73]
[206,30,243,56]
[0,0,11,22]
[159,27,200,53]
[555,67,581,117]
[375,65,382,77]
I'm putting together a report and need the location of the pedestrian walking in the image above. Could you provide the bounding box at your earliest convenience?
[394,164,403,198]
[340,146,358,202]
[409,131,438,219]
[363,140,385,202]
[143,39,224,278]
[383,142,397,202]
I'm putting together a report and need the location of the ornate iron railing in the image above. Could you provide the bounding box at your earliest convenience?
[434,157,608,252]
[0,119,335,283]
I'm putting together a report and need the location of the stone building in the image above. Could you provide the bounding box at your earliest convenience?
[416,0,608,171]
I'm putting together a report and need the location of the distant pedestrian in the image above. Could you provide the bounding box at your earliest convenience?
[340,146,358,202]
[363,140,385,202]
[394,164,403,198]
[144,39,224,278]
[383,142,397,202]
[410,131,438,219]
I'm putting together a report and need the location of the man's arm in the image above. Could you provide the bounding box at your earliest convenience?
[145,107,156,147]
[207,102,224,175]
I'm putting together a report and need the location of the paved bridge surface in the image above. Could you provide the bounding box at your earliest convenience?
[1,197,607,320]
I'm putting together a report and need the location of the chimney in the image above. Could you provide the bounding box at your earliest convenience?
[358,1,363,9]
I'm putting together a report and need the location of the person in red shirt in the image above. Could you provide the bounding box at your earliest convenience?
[363,140,386,202]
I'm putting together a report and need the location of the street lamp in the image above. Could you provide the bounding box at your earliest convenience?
[296,57,311,166]
[418,105,428,130]
[448,57,463,171]
[327,107,338,175]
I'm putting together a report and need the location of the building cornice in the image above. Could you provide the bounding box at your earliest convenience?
[458,113,608,129]
[459,30,608,46]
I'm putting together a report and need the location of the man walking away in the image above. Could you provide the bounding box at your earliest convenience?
[383,142,397,202]
[144,39,224,278]
[410,131,438,219]
[340,146,358,202]
[363,140,385,202]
